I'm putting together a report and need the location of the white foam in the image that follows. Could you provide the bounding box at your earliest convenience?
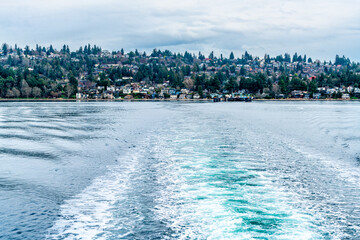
[151,134,320,240]
[47,153,140,240]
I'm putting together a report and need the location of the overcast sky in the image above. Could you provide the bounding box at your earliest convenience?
[1,0,359,61]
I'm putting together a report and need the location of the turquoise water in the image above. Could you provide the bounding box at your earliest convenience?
[1,102,360,239]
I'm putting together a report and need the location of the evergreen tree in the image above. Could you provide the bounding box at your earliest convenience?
[229,51,234,60]
[2,43,8,56]
[284,53,291,62]
[209,51,214,59]
[198,51,205,60]
[292,52,298,62]
[24,46,30,55]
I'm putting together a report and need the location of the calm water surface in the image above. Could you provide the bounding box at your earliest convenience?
[0,101,359,239]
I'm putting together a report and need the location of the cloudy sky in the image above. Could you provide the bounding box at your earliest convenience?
[1,0,359,61]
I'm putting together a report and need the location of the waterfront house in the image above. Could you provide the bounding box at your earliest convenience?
[169,89,176,95]
[124,94,133,99]
[107,86,115,92]
[123,88,132,94]
[354,88,360,96]
[313,93,321,99]
[193,93,200,99]
[76,93,88,99]
[326,88,336,95]
[181,89,189,94]
[291,90,303,98]
[104,92,114,99]
[342,94,350,100]
[179,94,186,100]
[210,93,219,99]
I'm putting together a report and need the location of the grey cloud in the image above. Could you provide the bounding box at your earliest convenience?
[0,0,359,61]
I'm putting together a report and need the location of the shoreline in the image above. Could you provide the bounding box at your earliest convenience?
[0,98,359,102]
[0,98,211,102]
[253,98,360,101]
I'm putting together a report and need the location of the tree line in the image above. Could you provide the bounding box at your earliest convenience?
[0,43,359,98]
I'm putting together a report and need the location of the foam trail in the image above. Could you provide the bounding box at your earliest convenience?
[150,131,321,240]
[47,153,140,240]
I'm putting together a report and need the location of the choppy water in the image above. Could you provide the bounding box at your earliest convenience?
[0,101,360,239]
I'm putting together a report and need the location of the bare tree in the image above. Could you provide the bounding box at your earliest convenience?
[20,80,32,98]
[13,87,20,98]
[50,91,58,98]
[50,82,57,91]
[272,83,280,95]
[32,87,42,98]
[65,84,74,98]
[5,89,14,98]
[183,78,194,90]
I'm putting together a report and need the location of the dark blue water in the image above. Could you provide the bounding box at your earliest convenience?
[0,101,359,239]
